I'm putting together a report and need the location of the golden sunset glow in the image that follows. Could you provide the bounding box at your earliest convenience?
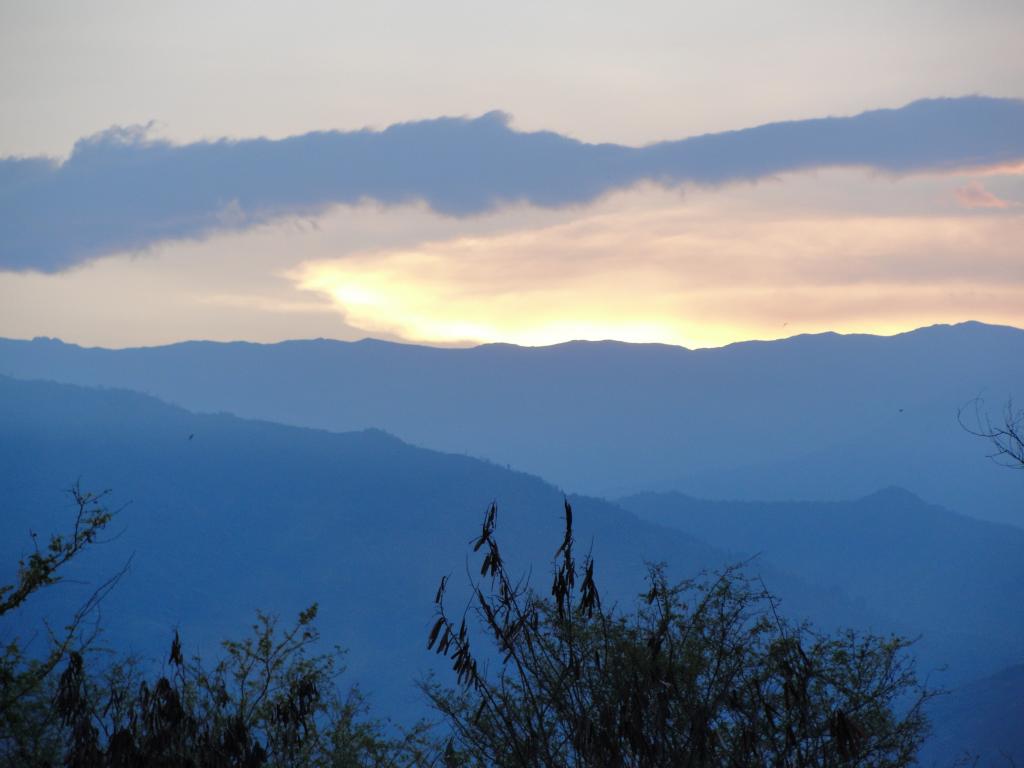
[291,184,1024,348]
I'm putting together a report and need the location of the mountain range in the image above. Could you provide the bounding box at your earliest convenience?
[1,372,1021,762]
[0,374,871,720]
[1,321,1021,527]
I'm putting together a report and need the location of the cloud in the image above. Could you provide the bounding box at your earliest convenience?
[3,96,1024,272]
[4,178,1023,349]
[955,180,1011,209]
[290,183,1024,348]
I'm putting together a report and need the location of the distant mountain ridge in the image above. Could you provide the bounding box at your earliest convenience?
[1,321,1022,526]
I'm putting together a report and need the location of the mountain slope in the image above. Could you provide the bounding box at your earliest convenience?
[615,489,1024,763]
[1,374,880,721]
[616,489,1024,683]
[918,664,1024,767]
[1,321,1022,525]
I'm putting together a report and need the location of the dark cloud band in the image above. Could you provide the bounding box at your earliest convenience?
[2,96,1023,272]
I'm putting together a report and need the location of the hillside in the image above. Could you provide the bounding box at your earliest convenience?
[616,489,1024,679]
[615,490,1024,764]
[1,321,1021,526]
[917,664,1024,766]
[0,374,879,722]
[3,374,1021,756]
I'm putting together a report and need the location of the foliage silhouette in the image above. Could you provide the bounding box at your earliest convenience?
[960,397,1024,470]
[51,606,434,768]
[424,501,932,767]
[1,484,125,765]
[0,488,434,768]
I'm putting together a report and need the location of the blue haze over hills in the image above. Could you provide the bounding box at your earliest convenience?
[1,321,1021,526]
[1,372,1021,763]
[616,490,1024,765]
[0,375,883,711]
[2,322,1023,762]
[617,489,1024,676]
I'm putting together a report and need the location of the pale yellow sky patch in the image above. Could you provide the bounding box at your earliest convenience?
[291,183,1024,348]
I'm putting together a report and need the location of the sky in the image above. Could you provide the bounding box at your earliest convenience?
[1,0,1023,349]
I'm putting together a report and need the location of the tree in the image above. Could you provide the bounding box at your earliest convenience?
[53,606,434,768]
[1,488,435,768]
[424,501,932,767]
[1,484,123,766]
[960,397,1024,470]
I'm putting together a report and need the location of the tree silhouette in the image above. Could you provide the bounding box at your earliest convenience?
[960,397,1024,470]
[425,501,932,767]
[1,488,433,768]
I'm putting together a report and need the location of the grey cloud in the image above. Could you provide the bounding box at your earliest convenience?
[3,96,1024,272]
